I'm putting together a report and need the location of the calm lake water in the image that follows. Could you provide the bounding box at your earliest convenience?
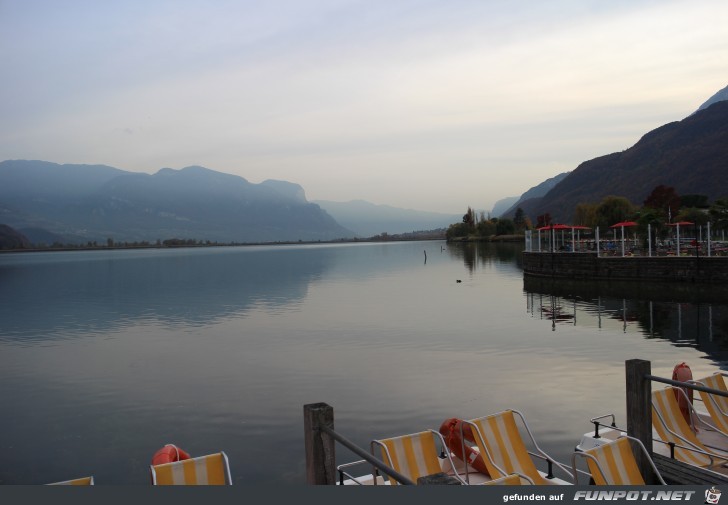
[1,241,727,485]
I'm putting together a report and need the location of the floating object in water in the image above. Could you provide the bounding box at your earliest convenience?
[456,279,462,283]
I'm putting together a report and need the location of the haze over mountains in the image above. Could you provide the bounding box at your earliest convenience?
[313,200,459,237]
[0,161,458,245]
[2,85,726,247]
[0,161,354,244]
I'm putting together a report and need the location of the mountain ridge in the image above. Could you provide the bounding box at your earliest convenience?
[514,100,728,222]
[0,160,353,244]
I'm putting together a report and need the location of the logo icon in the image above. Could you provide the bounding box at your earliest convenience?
[706,487,722,504]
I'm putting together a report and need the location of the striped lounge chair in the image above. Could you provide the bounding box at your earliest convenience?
[47,476,94,485]
[150,452,232,485]
[651,387,728,468]
[371,429,466,485]
[572,436,665,485]
[693,374,728,435]
[463,409,572,484]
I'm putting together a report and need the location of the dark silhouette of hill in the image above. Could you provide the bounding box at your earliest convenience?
[518,100,728,222]
[0,161,353,244]
[0,224,31,249]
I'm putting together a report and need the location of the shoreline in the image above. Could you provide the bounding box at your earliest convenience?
[0,235,450,254]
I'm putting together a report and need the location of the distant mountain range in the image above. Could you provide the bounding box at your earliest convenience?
[0,161,353,244]
[313,199,459,237]
[697,83,728,112]
[504,95,728,223]
[492,172,570,218]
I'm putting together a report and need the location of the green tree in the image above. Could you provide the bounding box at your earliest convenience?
[635,207,664,247]
[709,199,728,231]
[573,202,598,227]
[446,222,472,239]
[476,219,496,237]
[513,208,526,231]
[462,207,476,228]
[496,218,515,235]
[681,194,709,209]
[677,208,709,226]
[595,196,635,228]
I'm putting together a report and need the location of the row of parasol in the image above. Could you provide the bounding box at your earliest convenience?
[535,220,695,256]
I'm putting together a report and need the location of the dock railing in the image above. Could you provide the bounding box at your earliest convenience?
[303,402,416,485]
[625,359,728,484]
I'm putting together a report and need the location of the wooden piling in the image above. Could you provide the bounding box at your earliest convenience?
[303,402,336,485]
[625,359,655,484]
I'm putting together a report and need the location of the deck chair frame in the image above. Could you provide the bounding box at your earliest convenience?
[463,409,573,484]
[651,387,728,467]
[571,435,665,485]
[371,429,467,485]
[691,375,728,435]
[459,419,536,485]
[150,451,232,485]
[482,473,534,485]
[47,476,95,485]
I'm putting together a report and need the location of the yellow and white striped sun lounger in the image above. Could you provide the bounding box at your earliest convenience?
[47,476,94,485]
[371,429,466,485]
[463,410,572,485]
[651,387,728,468]
[150,452,232,485]
[694,374,728,435]
[572,436,665,485]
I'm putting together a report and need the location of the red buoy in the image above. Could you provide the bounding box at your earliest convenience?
[672,362,694,427]
[439,418,490,476]
[151,444,191,466]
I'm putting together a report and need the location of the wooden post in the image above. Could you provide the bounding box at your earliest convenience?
[626,359,654,484]
[304,402,336,485]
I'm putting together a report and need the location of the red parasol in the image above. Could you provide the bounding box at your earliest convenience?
[609,221,638,228]
[609,221,637,256]
[666,221,695,255]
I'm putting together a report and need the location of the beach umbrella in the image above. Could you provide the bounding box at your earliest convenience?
[666,221,694,256]
[569,225,591,252]
[609,221,638,257]
[536,224,572,251]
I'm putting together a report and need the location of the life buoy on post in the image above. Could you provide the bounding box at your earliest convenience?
[672,362,694,428]
[151,444,192,466]
[438,418,490,476]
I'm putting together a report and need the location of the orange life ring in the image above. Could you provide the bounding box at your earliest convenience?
[151,444,191,466]
[672,362,694,428]
[439,418,490,476]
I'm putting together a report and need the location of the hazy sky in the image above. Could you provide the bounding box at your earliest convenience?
[1,1,726,214]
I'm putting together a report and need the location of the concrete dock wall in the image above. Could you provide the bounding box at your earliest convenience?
[522,252,728,283]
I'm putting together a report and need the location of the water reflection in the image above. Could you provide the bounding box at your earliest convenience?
[3,241,727,485]
[0,246,332,343]
[446,242,522,274]
[524,276,728,366]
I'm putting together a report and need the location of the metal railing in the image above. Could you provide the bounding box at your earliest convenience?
[317,424,415,485]
[303,403,416,485]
